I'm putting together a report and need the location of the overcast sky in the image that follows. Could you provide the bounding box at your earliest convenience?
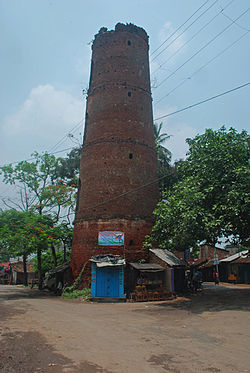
[0,0,249,169]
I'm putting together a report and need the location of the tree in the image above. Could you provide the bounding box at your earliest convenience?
[0,152,77,287]
[0,210,39,285]
[154,122,178,193]
[0,209,73,288]
[25,213,73,288]
[154,122,171,166]
[147,127,250,251]
[56,146,81,187]
[32,250,71,276]
[0,152,76,220]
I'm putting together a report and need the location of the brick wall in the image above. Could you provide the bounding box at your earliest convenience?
[71,24,159,283]
[200,244,229,260]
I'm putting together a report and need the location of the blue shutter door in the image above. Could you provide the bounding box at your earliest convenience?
[96,267,120,297]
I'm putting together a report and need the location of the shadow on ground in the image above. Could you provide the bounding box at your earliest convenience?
[0,285,54,302]
[0,329,112,373]
[150,284,250,314]
[0,285,57,322]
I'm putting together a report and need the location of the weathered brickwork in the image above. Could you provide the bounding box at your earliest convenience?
[71,23,159,281]
[200,244,229,260]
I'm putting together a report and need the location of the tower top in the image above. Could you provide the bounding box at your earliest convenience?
[94,23,149,43]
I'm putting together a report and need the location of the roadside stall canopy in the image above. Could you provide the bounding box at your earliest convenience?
[129,263,165,272]
[90,254,125,267]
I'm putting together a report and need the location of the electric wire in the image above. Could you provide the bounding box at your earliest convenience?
[0,147,76,168]
[154,8,249,97]
[57,126,249,222]
[154,31,249,105]
[1,81,249,169]
[57,173,169,220]
[1,84,249,215]
[0,10,249,168]
[151,0,220,62]
[154,82,250,121]
[221,10,250,31]
[48,117,84,153]
[151,0,211,56]
[151,0,235,76]
[1,4,249,215]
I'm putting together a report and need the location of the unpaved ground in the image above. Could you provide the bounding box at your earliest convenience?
[0,283,250,373]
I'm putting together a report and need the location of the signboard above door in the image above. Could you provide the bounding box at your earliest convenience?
[98,231,125,246]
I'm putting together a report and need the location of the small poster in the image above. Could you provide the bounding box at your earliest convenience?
[98,231,124,246]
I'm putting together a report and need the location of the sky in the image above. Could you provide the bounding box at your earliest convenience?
[0,0,249,198]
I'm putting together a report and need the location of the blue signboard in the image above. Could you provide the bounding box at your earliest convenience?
[98,231,124,246]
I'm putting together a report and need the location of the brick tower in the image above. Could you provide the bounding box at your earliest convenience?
[71,23,159,281]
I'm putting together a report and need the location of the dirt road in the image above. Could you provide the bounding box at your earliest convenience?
[0,283,250,373]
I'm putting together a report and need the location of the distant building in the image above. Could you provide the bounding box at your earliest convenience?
[199,244,229,261]
[9,262,36,285]
[224,244,241,255]
[219,250,250,284]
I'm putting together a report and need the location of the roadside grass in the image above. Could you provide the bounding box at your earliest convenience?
[62,287,91,300]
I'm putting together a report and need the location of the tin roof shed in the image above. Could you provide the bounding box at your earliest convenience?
[149,249,186,267]
[220,250,249,263]
[129,263,165,271]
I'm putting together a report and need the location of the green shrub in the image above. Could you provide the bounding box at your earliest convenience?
[62,287,91,300]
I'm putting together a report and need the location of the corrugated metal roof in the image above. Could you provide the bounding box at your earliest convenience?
[129,263,164,271]
[233,253,250,264]
[220,250,249,263]
[90,254,125,267]
[150,248,186,267]
[47,261,71,275]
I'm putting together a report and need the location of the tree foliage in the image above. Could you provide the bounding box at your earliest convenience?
[0,152,76,220]
[147,127,250,250]
[0,209,73,286]
[0,151,77,287]
[0,210,33,259]
[154,122,178,193]
[32,250,71,275]
[56,146,81,187]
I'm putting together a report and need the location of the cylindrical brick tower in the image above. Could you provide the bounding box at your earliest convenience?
[71,23,159,281]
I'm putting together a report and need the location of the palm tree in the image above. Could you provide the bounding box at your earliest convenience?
[154,122,170,145]
[154,122,171,166]
[154,122,178,194]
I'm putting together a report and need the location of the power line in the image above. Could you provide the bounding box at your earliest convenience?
[1,82,249,169]
[0,115,84,167]
[154,31,249,105]
[48,118,84,153]
[154,8,249,95]
[151,0,235,75]
[1,89,249,215]
[154,82,250,121]
[58,127,249,221]
[221,10,250,32]
[0,147,76,168]
[151,0,220,62]
[58,173,168,220]
[151,0,211,56]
